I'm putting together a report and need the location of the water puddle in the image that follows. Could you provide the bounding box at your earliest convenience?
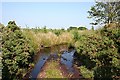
[60,50,76,73]
[30,54,49,78]
[29,44,76,79]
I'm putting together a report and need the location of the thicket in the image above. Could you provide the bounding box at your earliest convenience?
[74,23,120,79]
[1,21,35,80]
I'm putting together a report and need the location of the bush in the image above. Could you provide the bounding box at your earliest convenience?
[22,30,39,53]
[52,29,62,36]
[74,29,120,79]
[72,30,80,42]
[2,21,35,80]
[79,66,94,79]
[101,25,120,54]
[78,27,87,30]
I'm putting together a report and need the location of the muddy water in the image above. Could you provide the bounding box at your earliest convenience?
[29,44,76,79]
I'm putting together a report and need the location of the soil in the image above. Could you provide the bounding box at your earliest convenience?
[37,58,84,79]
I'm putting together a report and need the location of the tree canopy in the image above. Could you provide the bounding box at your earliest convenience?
[88,1,120,26]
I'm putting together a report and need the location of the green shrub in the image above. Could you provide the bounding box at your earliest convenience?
[79,66,94,79]
[72,30,80,42]
[74,30,120,79]
[2,21,35,80]
[22,30,39,53]
[53,30,61,36]
[101,26,120,54]
[78,27,87,30]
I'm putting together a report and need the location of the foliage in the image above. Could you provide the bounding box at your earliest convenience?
[2,21,35,80]
[23,29,73,49]
[58,32,73,44]
[72,30,80,42]
[67,26,87,31]
[22,30,39,53]
[0,23,4,80]
[1,20,120,79]
[67,26,78,31]
[0,23,4,51]
[42,26,48,33]
[74,25,120,79]
[79,66,94,79]
[7,21,20,32]
[52,29,64,36]
[88,2,120,26]
[101,23,120,54]
[91,26,94,30]
[87,3,120,79]
[78,27,87,30]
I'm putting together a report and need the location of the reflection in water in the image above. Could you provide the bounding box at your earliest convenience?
[30,54,49,78]
[29,44,75,79]
[60,50,76,73]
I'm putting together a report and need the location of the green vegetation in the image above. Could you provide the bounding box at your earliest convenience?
[85,1,120,79]
[1,21,35,80]
[23,28,73,50]
[1,1,120,80]
[67,26,87,31]
[38,60,64,78]
[1,21,120,80]
[74,24,120,79]
[79,66,94,79]
[44,61,63,78]
[73,1,120,78]
[88,2,119,25]
[0,23,2,80]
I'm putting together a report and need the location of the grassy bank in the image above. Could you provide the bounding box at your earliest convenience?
[37,60,64,78]
[22,29,73,53]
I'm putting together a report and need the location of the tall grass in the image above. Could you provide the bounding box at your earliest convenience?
[23,29,73,52]
[22,30,39,53]
[58,32,73,44]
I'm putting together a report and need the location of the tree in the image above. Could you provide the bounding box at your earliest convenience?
[2,21,34,79]
[67,26,78,31]
[88,1,120,26]
[91,26,94,30]
[78,27,87,30]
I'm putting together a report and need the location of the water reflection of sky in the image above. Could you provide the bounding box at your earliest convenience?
[61,50,75,72]
[30,54,49,78]
[29,44,75,79]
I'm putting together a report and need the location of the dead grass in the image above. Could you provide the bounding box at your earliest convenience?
[23,30,73,51]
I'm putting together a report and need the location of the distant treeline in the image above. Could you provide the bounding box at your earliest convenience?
[67,26,87,31]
